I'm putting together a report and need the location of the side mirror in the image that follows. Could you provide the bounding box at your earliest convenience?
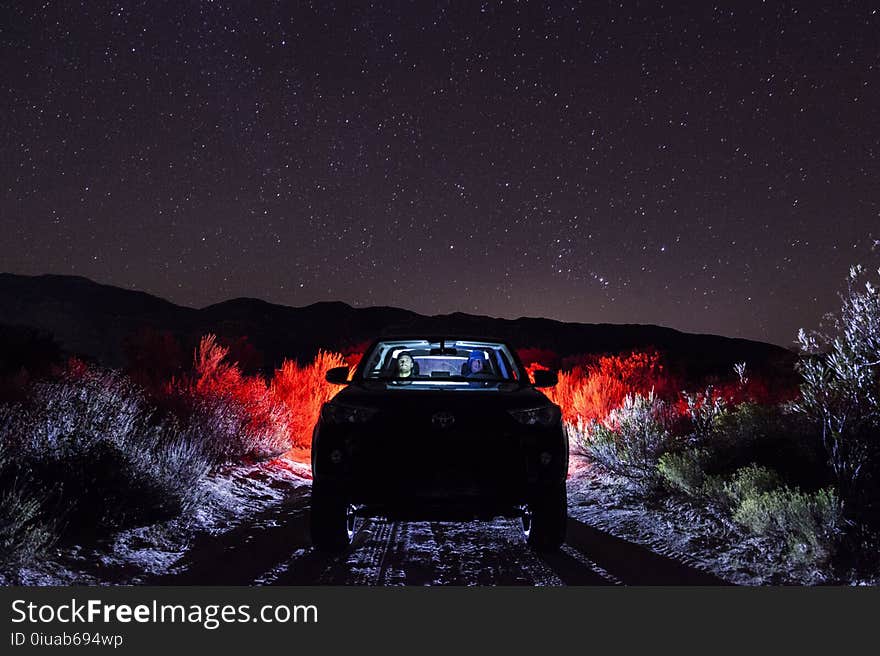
[532,369,558,388]
[325,367,350,385]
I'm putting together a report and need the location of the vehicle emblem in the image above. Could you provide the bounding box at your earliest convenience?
[431,411,456,429]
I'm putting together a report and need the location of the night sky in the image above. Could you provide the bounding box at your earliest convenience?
[1,2,877,347]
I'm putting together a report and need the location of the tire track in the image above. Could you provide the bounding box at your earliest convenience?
[544,545,622,585]
[150,485,729,586]
[563,517,728,585]
[345,518,398,585]
[338,517,575,585]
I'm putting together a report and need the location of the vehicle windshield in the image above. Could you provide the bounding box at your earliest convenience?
[358,339,524,390]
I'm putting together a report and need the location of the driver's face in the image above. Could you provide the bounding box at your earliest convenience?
[470,358,483,372]
[398,355,413,375]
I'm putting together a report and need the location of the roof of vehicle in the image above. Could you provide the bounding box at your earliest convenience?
[368,334,512,345]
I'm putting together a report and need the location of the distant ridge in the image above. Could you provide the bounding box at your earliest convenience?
[0,272,794,378]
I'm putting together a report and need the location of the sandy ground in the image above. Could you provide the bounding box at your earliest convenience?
[3,451,850,586]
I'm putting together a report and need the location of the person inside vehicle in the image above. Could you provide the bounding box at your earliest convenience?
[463,350,494,378]
[396,352,416,379]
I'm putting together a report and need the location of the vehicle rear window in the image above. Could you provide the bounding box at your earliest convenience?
[358,339,523,389]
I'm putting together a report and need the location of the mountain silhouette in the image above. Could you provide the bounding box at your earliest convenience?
[0,272,794,380]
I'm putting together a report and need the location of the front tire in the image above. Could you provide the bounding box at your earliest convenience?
[521,483,567,551]
[310,481,354,551]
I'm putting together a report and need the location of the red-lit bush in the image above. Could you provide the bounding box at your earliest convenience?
[271,350,348,449]
[523,349,785,445]
[196,335,295,460]
[538,350,677,427]
[132,334,354,459]
[159,335,293,462]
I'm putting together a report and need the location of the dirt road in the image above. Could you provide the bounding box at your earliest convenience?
[150,485,726,586]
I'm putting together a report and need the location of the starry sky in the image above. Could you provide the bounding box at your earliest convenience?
[1,1,878,347]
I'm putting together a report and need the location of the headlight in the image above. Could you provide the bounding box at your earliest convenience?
[321,403,378,424]
[508,405,560,426]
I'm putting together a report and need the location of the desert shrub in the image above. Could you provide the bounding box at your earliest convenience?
[697,403,782,474]
[581,391,673,490]
[193,335,291,457]
[715,464,782,509]
[162,336,355,457]
[728,362,790,406]
[658,448,713,496]
[713,403,826,486]
[681,386,727,444]
[0,446,55,569]
[186,383,290,462]
[178,393,260,463]
[0,482,55,569]
[164,335,293,461]
[662,403,826,493]
[660,456,782,510]
[0,364,211,537]
[711,403,771,448]
[624,388,785,497]
[791,265,880,516]
[548,351,677,427]
[733,485,842,566]
[270,350,348,448]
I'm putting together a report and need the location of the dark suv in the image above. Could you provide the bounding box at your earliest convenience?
[310,336,568,551]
